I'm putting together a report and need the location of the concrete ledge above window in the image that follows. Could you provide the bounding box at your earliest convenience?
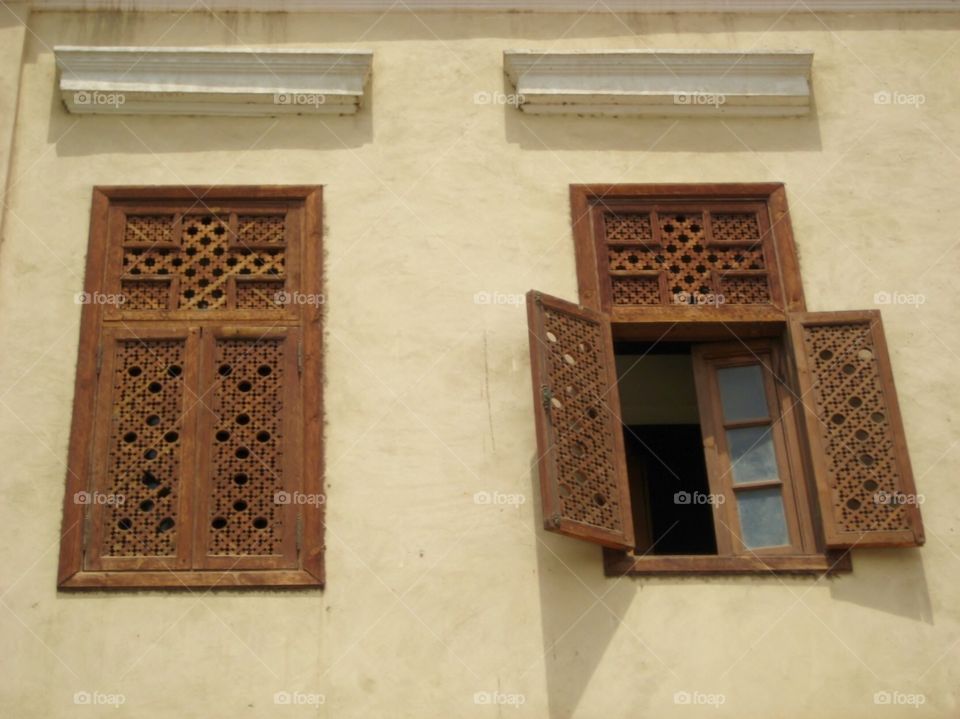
[54,46,373,116]
[503,49,813,117]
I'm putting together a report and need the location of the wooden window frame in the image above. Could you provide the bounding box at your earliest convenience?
[527,184,920,575]
[58,186,324,590]
[570,183,850,576]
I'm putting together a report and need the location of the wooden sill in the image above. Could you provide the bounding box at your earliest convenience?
[603,548,853,576]
[59,569,324,590]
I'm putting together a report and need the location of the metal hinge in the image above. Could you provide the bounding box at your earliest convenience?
[541,385,553,411]
[96,341,103,375]
[549,513,562,528]
[297,338,304,375]
[296,514,304,553]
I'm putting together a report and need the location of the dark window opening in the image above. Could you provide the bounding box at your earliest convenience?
[615,342,717,556]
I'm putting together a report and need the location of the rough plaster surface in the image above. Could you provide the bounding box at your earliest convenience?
[0,9,957,719]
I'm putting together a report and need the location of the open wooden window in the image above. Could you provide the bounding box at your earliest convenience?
[527,184,923,576]
[58,187,324,589]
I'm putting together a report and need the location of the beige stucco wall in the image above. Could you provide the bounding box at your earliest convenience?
[0,8,958,718]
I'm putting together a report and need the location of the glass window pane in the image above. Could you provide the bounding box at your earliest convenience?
[727,425,779,485]
[737,487,789,548]
[716,364,768,422]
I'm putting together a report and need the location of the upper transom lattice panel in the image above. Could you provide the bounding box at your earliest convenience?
[597,203,779,309]
[112,210,296,314]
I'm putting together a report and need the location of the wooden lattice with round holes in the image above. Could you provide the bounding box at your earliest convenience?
[206,338,286,556]
[101,339,185,557]
[603,209,772,306]
[121,213,286,311]
[541,306,623,532]
[801,321,911,533]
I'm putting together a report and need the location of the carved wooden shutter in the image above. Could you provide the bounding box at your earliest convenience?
[788,311,924,548]
[85,327,201,572]
[59,188,324,588]
[194,327,301,570]
[526,290,634,549]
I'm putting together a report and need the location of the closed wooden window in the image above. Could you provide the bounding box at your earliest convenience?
[58,187,324,589]
[527,184,923,576]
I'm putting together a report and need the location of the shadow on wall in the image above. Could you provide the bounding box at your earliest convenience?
[529,462,933,717]
[48,84,374,156]
[829,547,933,624]
[528,461,647,719]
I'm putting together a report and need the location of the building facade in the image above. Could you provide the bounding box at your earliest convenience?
[0,1,957,717]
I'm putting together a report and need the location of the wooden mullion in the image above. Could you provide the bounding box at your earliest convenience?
[754,204,786,311]
[649,210,672,304]
[284,205,302,320]
[732,479,785,492]
[722,417,773,429]
[593,210,615,315]
[189,326,215,570]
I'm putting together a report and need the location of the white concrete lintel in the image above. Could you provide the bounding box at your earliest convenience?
[504,49,814,117]
[55,45,373,116]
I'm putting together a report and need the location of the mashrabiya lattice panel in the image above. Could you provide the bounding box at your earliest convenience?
[121,213,286,311]
[800,321,911,534]
[604,210,771,305]
[206,338,286,556]
[542,306,624,532]
[100,339,185,557]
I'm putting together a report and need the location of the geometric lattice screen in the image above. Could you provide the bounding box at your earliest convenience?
[601,207,773,306]
[100,337,186,560]
[790,311,924,548]
[206,337,288,558]
[525,291,635,550]
[121,213,287,311]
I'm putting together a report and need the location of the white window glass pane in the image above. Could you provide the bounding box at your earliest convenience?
[717,364,768,421]
[727,425,779,485]
[737,487,789,548]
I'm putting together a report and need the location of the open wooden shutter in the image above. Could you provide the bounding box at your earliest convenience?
[788,311,924,548]
[526,290,634,549]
